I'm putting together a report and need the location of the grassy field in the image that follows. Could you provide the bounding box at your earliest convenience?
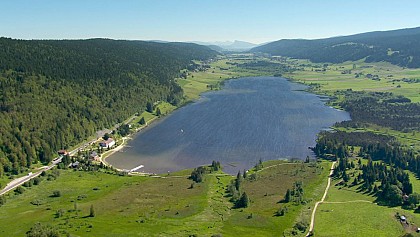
[314,160,420,237]
[0,160,331,236]
[284,59,420,103]
[222,161,331,236]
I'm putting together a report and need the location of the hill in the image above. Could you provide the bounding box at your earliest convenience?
[0,38,217,175]
[251,27,420,68]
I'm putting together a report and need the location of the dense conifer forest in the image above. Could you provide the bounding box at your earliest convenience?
[0,38,217,175]
[334,91,420,132]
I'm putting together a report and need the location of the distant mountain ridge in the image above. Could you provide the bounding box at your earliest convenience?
[192,40,258,51]
[251,27,420,68]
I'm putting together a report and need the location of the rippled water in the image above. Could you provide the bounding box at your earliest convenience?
[107,77,350,174]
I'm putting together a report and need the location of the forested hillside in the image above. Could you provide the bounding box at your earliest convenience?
[251,27,420,68]
[0,38,217,175]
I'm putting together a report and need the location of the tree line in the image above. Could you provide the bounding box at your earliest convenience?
[335,91,420,132]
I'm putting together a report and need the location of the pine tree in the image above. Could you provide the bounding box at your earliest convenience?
[139,117,146,125]
[235,171,243,191]
[237,192,249,208]
[284,189,292,203]
[89,204,95,217]
[146,102,153,113]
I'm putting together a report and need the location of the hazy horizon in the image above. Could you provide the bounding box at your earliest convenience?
[1,0,420,44]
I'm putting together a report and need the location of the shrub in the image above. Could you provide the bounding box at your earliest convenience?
[14,186,24,194]
[52,190,61,197]
[33,177,41,185]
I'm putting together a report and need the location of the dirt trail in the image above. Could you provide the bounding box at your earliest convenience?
[306,161,336,236]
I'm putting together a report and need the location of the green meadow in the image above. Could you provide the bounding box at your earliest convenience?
[313,160,420,237]
[284,59,420,103]
[178,56,267,101]
[0,161,330,236]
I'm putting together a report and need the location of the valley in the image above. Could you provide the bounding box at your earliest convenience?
[1,26,420,237]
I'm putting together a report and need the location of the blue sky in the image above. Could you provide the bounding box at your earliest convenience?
[1,0,420,43]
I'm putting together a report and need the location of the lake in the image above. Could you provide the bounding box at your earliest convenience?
[107,77,350,174]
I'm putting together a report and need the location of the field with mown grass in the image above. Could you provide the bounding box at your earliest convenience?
[0,160,331,236]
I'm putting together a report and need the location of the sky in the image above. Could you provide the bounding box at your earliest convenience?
[1,0,420,44]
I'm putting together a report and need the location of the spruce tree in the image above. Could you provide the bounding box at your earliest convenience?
[284,189,292,203]
[139,117,146,125]
[237,192,249,208]
[146,102,153,113]
[90,204,95,217]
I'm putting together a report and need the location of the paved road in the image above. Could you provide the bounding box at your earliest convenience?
[306,161,336,236]
[0,115,135,196]
[0,135,95,196]
[0,158,62,196]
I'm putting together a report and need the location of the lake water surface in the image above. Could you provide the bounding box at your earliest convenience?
[107,77,350,174]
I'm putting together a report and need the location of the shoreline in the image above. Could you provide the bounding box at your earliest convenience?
[103,75,349,174]
[100,83,230,173]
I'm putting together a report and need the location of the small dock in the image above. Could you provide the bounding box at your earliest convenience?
[130,165,144,172]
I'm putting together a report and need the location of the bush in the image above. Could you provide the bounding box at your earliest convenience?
[52,190,61,197]
[23,181,32,187]
[55,209,65,218]
[276,206,288,216]
[33,177,41,185]
[294,220,308,232]
[30,199,44,206]
[0,196,6,206]
[14,186,24,194]
[26,222,60,237]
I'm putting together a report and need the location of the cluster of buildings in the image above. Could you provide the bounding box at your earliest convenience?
[57,138,116,164]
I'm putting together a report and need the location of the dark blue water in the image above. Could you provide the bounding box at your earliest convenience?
[107,77,350,174]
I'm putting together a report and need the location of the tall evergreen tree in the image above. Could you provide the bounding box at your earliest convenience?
[90,204,95,217]
[237,192,249,208]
